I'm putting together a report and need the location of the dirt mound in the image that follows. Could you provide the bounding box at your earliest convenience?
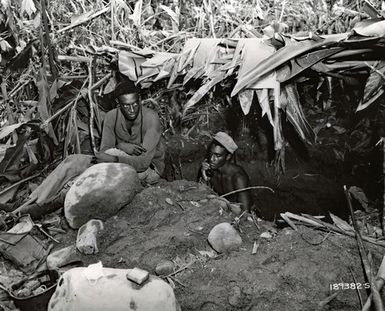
[55,179,383,311]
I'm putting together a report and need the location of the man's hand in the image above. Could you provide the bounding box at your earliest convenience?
[117,142,146,156]
[92,152,118,164]
[201,160,211,181]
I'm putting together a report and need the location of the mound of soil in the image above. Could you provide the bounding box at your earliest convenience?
[52,179,383,311]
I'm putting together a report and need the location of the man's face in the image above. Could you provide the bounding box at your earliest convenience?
[118,93,140,121]
[208,144,230,170]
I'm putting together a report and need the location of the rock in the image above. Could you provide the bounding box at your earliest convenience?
[76,219,104,255]
[209,198,228,210]
[46,245,82,270]
[207,223,242,253]
[229,203,242,215]
[260,232,273,239]
[228,285,242,307]
[48,266,178,311]
[64,163,141,229]
[155,260,174,276]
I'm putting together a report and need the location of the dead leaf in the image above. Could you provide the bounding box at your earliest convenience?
[1,0,10,9]
[183,72,226,115]
[159,4,179,26]
[197,249,217,258]
[190,201,200,207]
[21,0,37,18]
[0,185,18,204]
[238,89,254,115]
[0,39,12,52]
[70,11,93,25]
[0,124,23,140]
[130,0,143,26]
[329,213,353,232]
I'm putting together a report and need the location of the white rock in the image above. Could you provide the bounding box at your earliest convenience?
[208,223,242,253]
[260,232,273,239]
[48,267,178,311]
[76,219,104,255]
[64,163,141,229]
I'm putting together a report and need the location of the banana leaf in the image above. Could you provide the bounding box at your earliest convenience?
[238,89,254,115]
[353,18,385,37]
[256,89,274,127]
[183,66,204,85]
[154,58,176,82]
[326,48,374,60]
[177,39,201,72]
[119,51,145,81]
[357,60,385,111]
[227,39,245,76]
[0,123,23,140]
[237,39,275,81]
[277,47,344,82]
[231,33,348,96]
[192,38,221,69]
[182,72,226,115]
[141,52,176,68]
[281,84,316,144]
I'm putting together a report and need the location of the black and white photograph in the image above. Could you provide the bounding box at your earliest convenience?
[0,0,384,310]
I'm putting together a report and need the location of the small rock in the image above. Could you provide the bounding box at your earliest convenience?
[260,232,273,239]
[228,285,242,307]
[208,223,242,253]
[229,203,242,215]
[155,260,174,276]
[76,219,104,255]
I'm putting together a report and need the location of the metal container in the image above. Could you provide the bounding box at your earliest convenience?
[10,270,59,311]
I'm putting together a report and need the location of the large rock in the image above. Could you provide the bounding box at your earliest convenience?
[48,266,178,311]
[208,223,242,253]
[64,163,141,229]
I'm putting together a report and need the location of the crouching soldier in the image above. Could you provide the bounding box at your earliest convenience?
[199,132,253,214]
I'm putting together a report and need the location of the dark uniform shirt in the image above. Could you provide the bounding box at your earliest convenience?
[100,106,165,175]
